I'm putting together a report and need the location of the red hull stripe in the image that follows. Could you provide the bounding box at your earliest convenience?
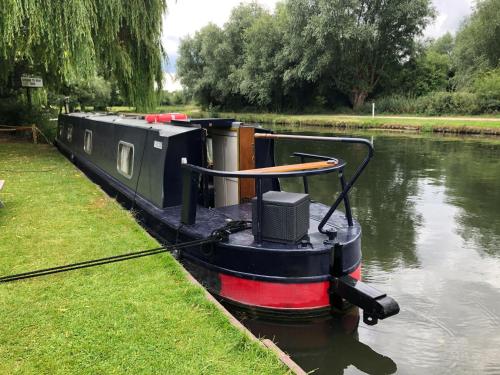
[219,266,362,310]
[350,264,362,281]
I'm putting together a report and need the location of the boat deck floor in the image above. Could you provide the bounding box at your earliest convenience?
[159,201,360,247]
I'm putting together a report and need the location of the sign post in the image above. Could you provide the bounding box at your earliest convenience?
[21,76,43,88]
[21,75,43,108]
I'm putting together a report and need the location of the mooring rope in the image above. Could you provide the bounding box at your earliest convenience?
[0,221,250,284]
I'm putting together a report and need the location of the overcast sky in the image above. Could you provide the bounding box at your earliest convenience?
[162,0,475,83]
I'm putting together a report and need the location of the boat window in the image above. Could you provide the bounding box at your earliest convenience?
[84,130,92,154]
[117,141,134,179]
[67,125,73,142]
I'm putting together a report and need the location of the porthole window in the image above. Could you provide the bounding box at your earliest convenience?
[117,141,134,179]
[84,130,92,154]
[67,125,73,142]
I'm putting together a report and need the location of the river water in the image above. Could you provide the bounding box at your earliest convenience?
[241,128,500,374]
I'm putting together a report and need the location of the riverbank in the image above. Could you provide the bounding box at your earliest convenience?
[112,106,500,136]
[222,113,500,135]
[0,141,287,374]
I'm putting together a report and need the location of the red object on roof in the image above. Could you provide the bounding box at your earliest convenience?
[145,113,188,124]
[145,114,157,123]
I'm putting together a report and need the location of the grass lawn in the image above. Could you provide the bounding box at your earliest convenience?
[111,105,500,135]
[0,141,287,374]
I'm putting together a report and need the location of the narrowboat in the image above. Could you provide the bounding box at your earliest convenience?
[55,112,399,325]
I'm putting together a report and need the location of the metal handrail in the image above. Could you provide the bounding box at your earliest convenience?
[256,134,374,235]
[180,133,373,243]
[181,160,345,179]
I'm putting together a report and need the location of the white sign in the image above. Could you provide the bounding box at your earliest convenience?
[153,141,163,149]
[21,76,43,88]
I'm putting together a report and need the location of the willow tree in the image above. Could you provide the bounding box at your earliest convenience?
[0,0,166,110]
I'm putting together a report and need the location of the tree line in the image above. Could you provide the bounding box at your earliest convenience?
[177,0,500,114]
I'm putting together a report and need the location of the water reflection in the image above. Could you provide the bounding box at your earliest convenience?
[440,141,500,257]
[275,135,424,270]
[247,128,500,374]
[238,308,397,375]
[274,131,500,268]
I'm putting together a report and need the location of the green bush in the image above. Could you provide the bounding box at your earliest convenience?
[415,92,481,115]
[159,91,189,106]
[159,91,171,106]
[206,103,220,118]
[364,95,418,114]
[67,76,111,111]
[0,97,26,125]
[302,96,328,113]
[365,90,498,116]
[472,69,500,113]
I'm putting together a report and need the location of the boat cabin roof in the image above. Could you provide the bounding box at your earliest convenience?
[64,113,199,136]
[64,113,238,134]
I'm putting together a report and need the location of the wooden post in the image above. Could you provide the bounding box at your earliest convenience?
[238,126,256,202]
[32,124,38,144]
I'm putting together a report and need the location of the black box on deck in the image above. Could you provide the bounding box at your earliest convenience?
[252,191,310,243]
